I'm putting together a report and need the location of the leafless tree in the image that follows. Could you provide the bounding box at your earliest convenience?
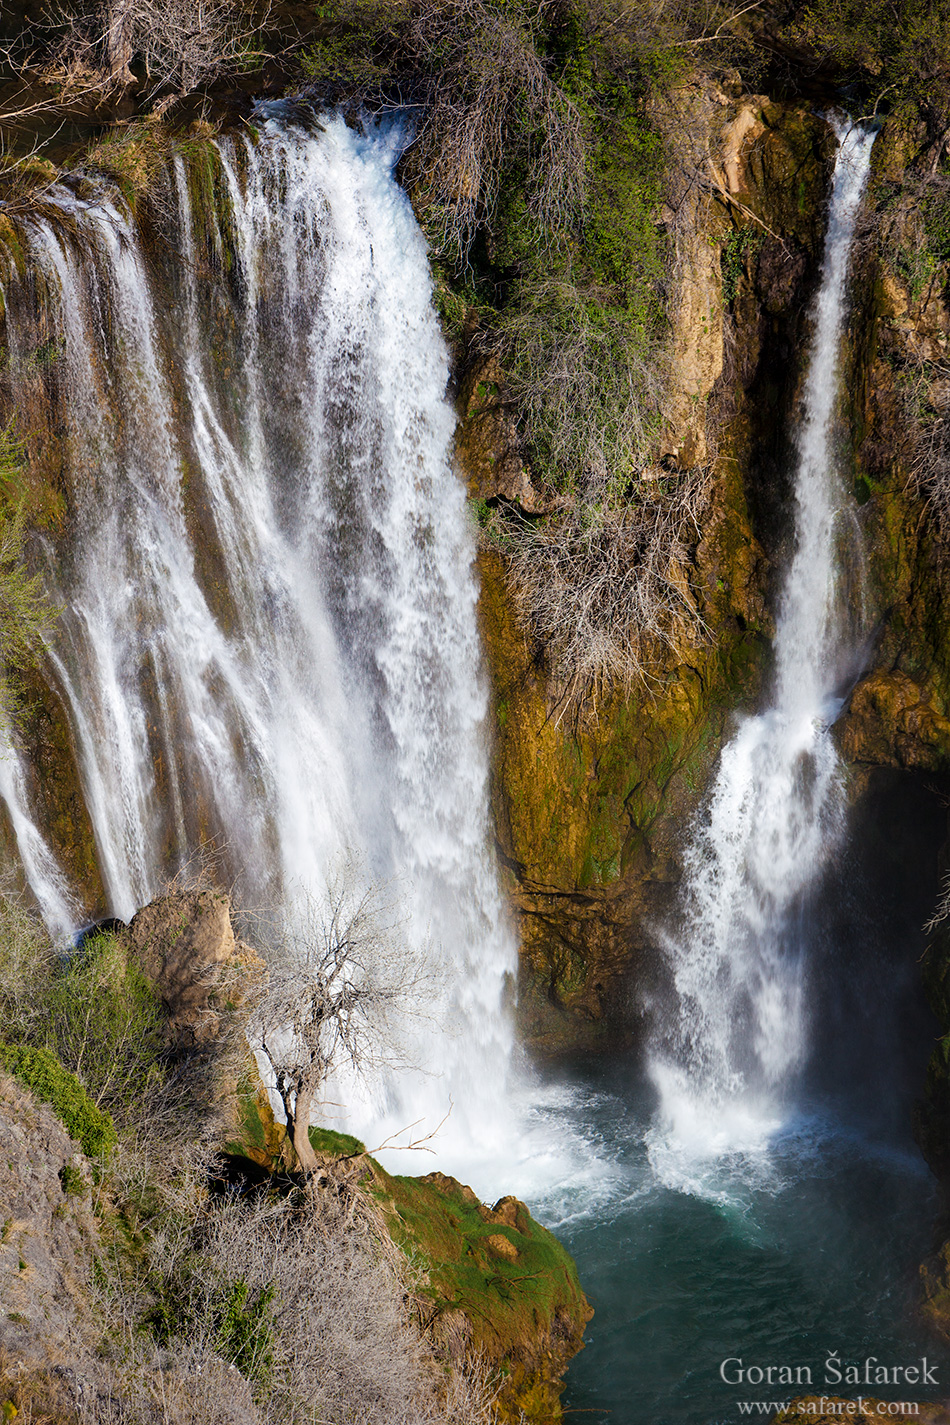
[249,871,428,1177]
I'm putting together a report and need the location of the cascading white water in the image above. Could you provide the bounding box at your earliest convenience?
[0,111,521,1187]
[648,117,877,1169]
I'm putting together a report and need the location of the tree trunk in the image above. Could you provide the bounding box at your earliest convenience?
[285,1077,319,1177]
[105,0,135,85]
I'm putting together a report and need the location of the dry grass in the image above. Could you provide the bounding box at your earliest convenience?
[84,1147,498,1425]
[501,469,711,703]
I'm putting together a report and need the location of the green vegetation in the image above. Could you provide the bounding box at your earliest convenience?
[42,931,166,1124]
[369,1163,589,1420]
[721,225,763,306]
[213,1278,276,1387]
[302,0,672,495]
[0,910,168,1134]
[0,423,60,720]
[0,1043,116,1157]
[378,1167,586,1336]
[785,0,950,130]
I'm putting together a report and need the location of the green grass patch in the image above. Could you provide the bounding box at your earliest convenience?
[372,1166,588,1356]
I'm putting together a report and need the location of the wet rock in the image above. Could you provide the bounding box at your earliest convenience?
[839,670,950,771]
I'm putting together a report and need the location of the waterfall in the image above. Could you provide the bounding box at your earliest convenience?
[0,110,518,1182]
[648,118,877,1166]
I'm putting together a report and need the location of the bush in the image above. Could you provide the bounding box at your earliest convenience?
[783,0,950,136]
[300,0,670,489]
[0,1042,117,1157]
[0,903,167,1136]
[42,931,167,1128]
[502,472,710,696]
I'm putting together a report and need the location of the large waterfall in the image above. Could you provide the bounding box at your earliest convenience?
[0,111,518,1182]
[648,118,877,1167]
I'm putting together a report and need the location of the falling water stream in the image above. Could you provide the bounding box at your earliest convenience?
[0,110,527,1186]
[543,118,950,1422]
[0,108,947,1422]
[647,118,877,1168]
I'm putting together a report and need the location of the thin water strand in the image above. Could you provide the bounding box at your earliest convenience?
[648,118,877,1169]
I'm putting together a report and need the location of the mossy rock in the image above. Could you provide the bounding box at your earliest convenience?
[223,1101,590,1425]
[370,1165,591,1425]
[477,534,766,1054]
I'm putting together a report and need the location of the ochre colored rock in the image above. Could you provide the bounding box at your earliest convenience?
[124,888,262,1046]
[455,357,567,514]
[840,670,950,771]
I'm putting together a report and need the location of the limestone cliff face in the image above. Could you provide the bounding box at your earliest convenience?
[0,1071,99,1405]
[836,203,950,774]
[463,83,836,1054]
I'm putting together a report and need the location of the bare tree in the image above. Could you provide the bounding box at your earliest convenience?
[249,871,426,1177]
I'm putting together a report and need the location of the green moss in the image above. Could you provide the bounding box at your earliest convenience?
[373,1166,587,1358]
[308,1124,366,1157]
[0,1044,116,1158]
[229,1074,272,1159]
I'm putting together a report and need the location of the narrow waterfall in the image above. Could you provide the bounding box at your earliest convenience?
[0,111,518,1181]
[648,118,877,1165]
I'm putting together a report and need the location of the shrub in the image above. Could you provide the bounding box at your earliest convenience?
[0,422,60,720]
[783,0,950,137]
[300,0,669,489]
[502,472,710,697]
[0,1042,117,1157]
[42,931,167,1128]
[212,1278,275,1388]
[301,0,589,266]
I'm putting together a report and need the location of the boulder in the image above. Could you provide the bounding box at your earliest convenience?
[124,888,261,1047]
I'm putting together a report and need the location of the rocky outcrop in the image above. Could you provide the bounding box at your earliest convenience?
[124,888,264,1047]
[465,81,837,1055]
[374,1168,591,1425]
[830,120,950,775]
[659,85,833,472]
[225,1075,592,1425]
